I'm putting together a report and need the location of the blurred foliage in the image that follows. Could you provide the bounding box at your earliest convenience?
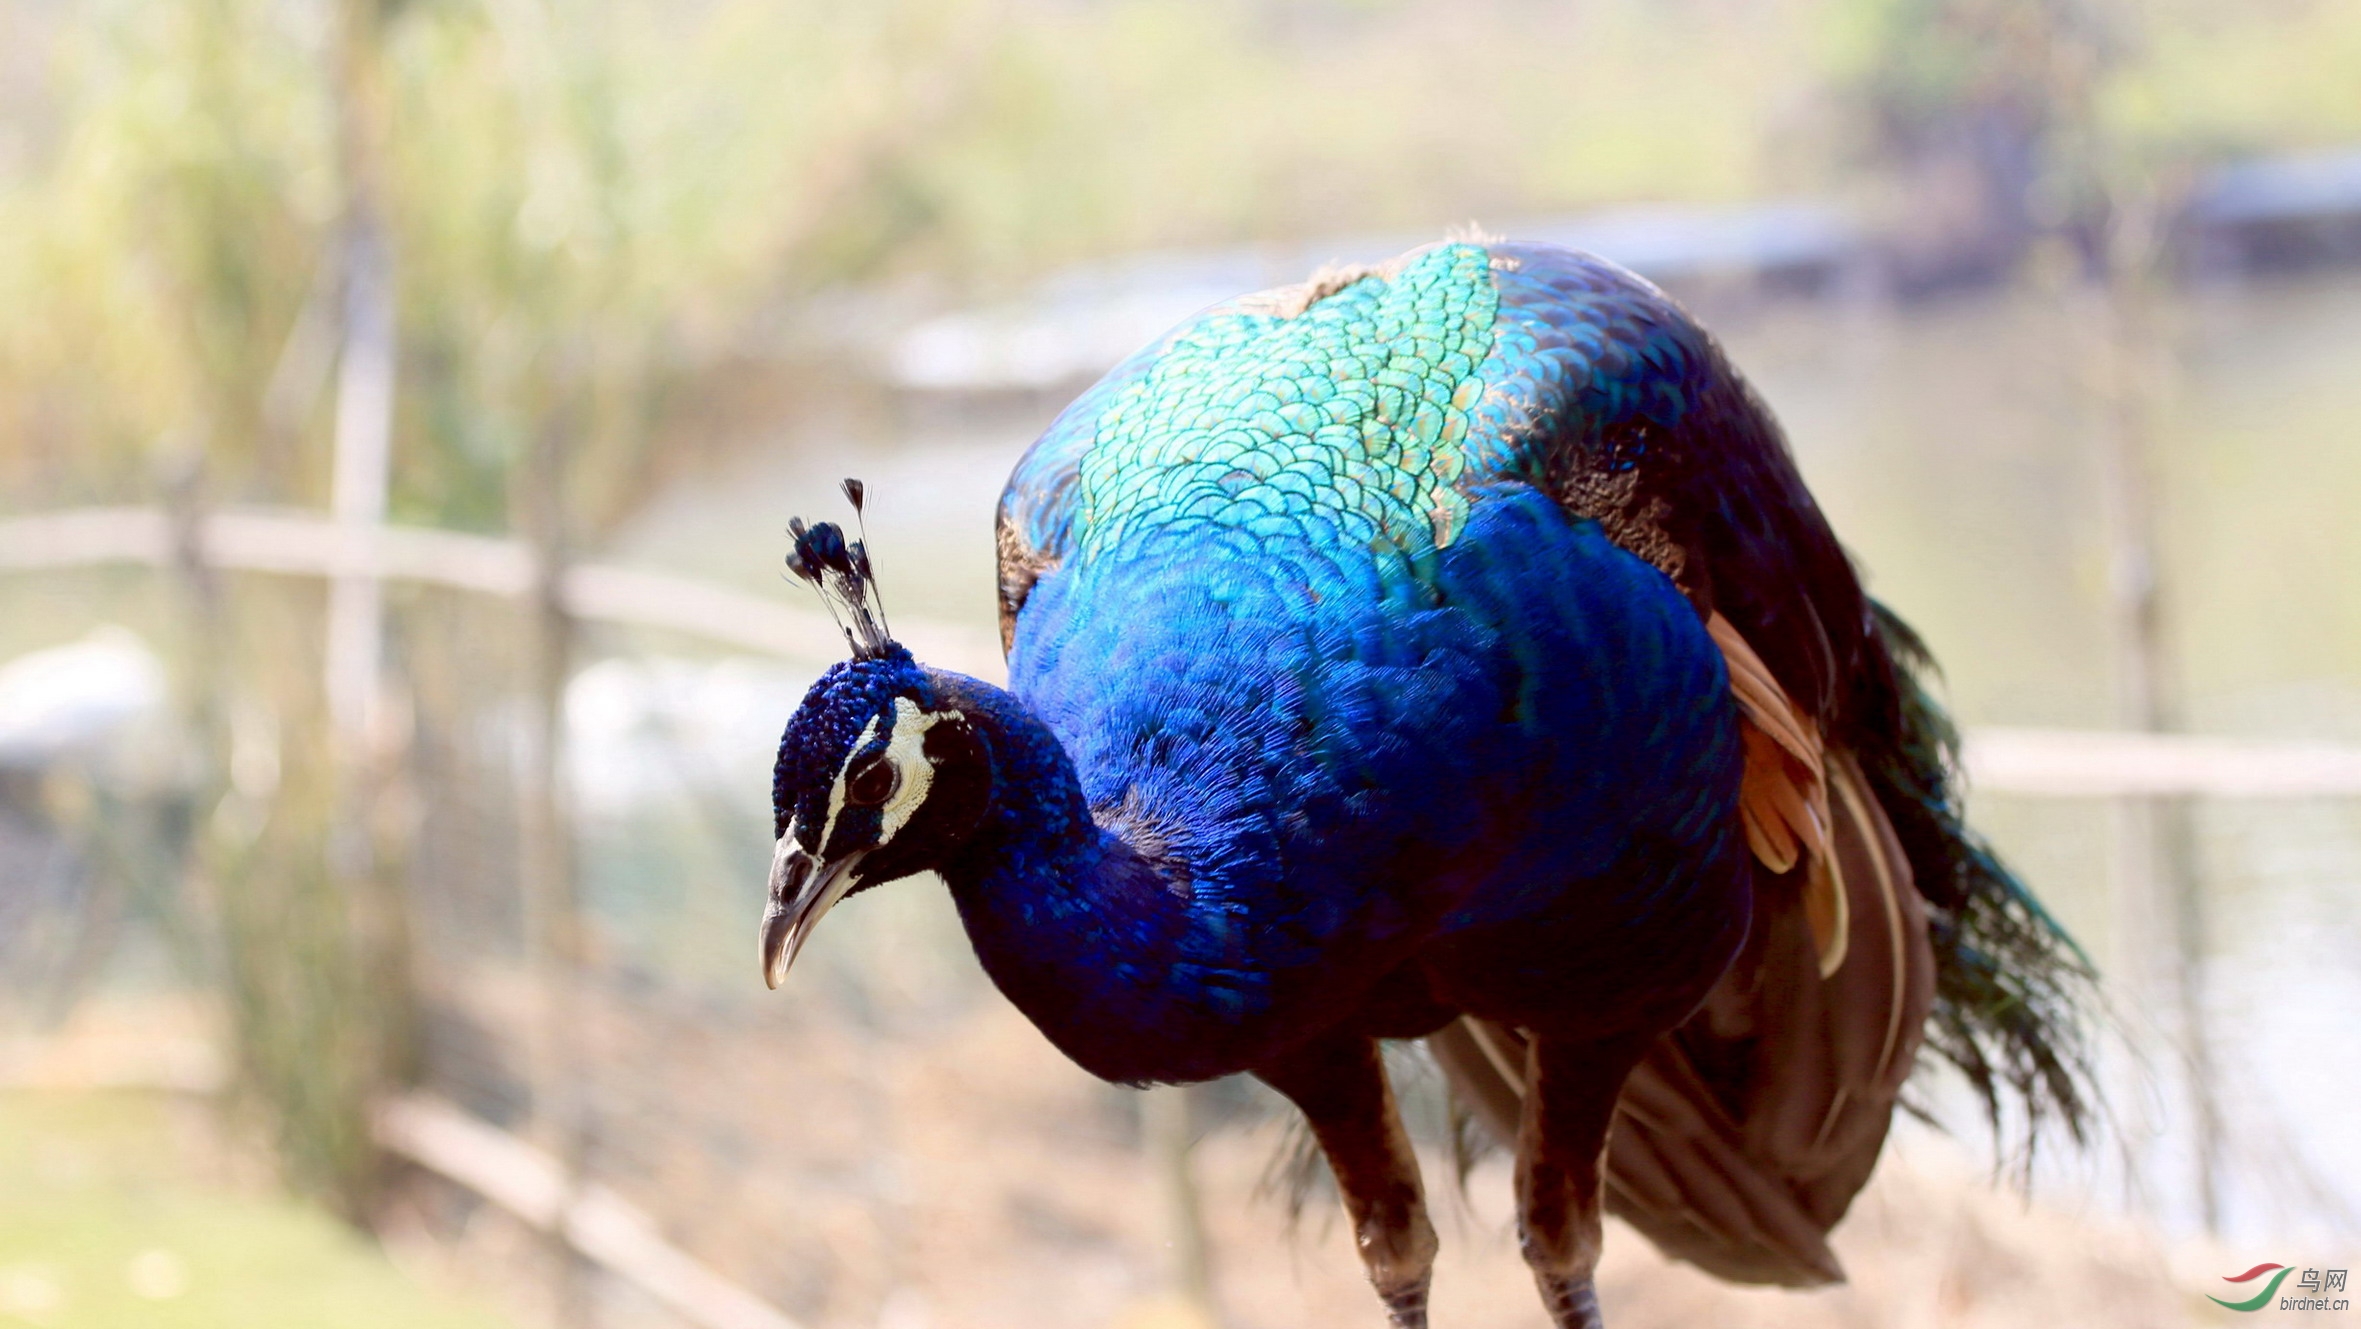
[6,0,2361,527]
[208,681,390,1213]
[1815,0,2361,287]
[1826,0,2361,167]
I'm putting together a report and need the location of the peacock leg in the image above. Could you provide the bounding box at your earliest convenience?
[1514,1031,1653,1329]
[1254,1032,1439,1329]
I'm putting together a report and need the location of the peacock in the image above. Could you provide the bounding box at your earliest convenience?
[758,240,2092,1328]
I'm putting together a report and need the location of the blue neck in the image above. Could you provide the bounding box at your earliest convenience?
[928,672,1281,1085]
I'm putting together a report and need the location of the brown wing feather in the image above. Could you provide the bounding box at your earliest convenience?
[1711,612,1848,975]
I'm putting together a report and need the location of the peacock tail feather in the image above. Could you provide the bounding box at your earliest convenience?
[1857,600,2096,1157]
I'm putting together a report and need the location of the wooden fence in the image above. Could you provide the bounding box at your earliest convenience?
[6,504,2357,798]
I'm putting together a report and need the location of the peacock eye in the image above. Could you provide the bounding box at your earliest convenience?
[844,752,899,807]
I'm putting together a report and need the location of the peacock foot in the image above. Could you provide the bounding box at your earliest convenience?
[1534,1273,1604,1329]
[1377,1277,1430,1329]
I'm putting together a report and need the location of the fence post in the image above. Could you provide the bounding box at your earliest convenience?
[162,453,230,996]
[518,379,588,1325]
[2054,26,2222,1230]
[1143,1086,1218,1325]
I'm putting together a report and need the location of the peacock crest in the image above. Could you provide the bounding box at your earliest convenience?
[786,478,895,660]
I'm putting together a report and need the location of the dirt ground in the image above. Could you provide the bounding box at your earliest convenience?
[5,983,2273,1329]
[369,977,2257,1329]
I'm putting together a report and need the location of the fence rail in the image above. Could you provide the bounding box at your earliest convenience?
[5,504,2359,798]
[375,1094,808,1329]
[0,505,1002,677]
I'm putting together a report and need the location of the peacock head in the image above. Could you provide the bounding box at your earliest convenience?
[760,483,988,989]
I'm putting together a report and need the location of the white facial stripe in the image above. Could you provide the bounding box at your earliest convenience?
[877,698,962,842]
[817,712,884,852]
[816,701,965,853]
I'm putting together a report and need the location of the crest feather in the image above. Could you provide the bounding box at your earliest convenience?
[787,479,895,659]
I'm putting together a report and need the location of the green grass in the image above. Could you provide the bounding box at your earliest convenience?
[0,1091,512,1329]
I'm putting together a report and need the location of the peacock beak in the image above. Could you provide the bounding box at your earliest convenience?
[759,835,867,989]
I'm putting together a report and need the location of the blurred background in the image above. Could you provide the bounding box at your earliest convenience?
[3,0,2360,1325]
